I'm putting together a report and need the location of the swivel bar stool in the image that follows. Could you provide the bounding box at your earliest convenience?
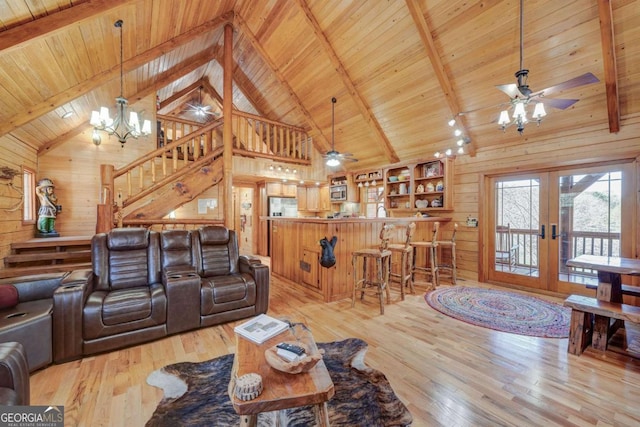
[410,221,440,290]
[352,224,393,314]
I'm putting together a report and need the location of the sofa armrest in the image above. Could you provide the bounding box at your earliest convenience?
[0,342,29,405]
[52,270,91,363]
[163,269,201,334]
[239,256,270,314]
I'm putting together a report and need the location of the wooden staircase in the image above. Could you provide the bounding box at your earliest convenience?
[0,236,92,279]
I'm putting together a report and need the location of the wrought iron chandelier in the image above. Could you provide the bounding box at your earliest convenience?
[89,20,151,147]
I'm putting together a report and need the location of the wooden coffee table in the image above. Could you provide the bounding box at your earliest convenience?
[228,322,335,427]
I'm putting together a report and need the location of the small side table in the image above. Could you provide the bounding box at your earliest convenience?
[229,322,334,426]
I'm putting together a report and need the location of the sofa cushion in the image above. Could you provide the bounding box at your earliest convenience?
[0,285,18,309]
[102,288,152,326]
[200,274,257,315]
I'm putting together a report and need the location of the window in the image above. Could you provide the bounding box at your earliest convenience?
[22,167,35,223]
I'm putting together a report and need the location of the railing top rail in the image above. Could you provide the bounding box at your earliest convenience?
[114,119,224,178]
[232,109,307,132]
[157,114,208,128]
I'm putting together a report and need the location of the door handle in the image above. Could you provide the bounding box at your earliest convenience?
[551,224,559,240]
[539,224,545,239]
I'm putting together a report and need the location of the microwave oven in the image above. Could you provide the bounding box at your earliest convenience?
[330,185,347,201]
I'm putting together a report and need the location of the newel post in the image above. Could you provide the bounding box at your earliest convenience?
[96,164,115,233]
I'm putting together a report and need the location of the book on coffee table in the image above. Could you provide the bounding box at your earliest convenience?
[234,314,290,344]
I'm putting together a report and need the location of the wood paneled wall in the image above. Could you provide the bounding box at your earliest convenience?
[452,116,640,281]
[0,134,38,261]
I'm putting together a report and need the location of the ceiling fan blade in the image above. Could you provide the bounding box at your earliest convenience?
[533,72,599,97]
[538,97,579,110]
[496,83,525,99]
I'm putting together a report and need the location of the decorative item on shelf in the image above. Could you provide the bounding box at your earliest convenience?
[425,162,441,177]
[416,199,429,209]
[426,182,435,192]
[436,180,444,191]
[390,189,397,195]
[416,184,425,193]
[431,199,442,208]
[89,20,151,147]
[399,183,407,194]
[388,176,398,182]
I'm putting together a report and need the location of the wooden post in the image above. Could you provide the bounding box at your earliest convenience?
[223,23,234,229]
[97,164,115,233]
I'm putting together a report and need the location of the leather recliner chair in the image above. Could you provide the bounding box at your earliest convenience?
[56,228,168,360]
[192,226,269,327]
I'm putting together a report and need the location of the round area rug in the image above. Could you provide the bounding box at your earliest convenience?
[425,286,570,338]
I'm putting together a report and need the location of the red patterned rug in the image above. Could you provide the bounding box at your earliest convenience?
[425,286,570,338]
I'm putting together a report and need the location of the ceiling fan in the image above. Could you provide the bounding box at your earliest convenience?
[323,97,357,167]
[494,0,599,133]
[184,86,218,120]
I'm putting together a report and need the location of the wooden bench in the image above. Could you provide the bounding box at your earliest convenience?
[585,283,640,298]
[564,294,640,355]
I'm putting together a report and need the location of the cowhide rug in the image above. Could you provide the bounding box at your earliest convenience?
[146,338,413,426]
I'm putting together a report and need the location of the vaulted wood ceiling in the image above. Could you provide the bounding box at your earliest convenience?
[0,0,638,171]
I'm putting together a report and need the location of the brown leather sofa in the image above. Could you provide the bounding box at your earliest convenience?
[0,341,29,405]
[55,226,269,362]
[0,271,90,372]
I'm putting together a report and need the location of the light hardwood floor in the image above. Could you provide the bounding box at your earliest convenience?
[31,273,640,426]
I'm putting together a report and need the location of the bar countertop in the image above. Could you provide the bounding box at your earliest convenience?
[261,216,450,223]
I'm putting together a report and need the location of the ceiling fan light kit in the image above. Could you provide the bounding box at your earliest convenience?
[495,0,598,135]
[90,20,151,147]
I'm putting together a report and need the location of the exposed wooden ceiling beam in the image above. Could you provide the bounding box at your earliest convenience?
[0,12,233,138]
[405,0,476,156]
[0,0,135,54]
[597,0,620,133]
[295,0,400,164]
[159,79,206,110]
[234,13,332,154]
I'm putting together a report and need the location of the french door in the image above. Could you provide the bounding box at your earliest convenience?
[486,162,633,293]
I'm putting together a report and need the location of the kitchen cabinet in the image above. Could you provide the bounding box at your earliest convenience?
[297,186,307,210]
[297,186,321,211]
[266,181,297,197]
[319,185,330,211]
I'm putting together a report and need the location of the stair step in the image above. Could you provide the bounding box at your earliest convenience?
[4,249,91,265]
[0,263,92,280]
[10,236,92,250]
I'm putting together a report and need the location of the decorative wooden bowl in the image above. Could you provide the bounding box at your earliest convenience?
[264,341,322,374]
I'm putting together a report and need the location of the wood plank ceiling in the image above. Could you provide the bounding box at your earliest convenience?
[0,0,638,171]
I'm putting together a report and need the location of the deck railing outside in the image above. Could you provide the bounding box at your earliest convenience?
[501,228,620,277]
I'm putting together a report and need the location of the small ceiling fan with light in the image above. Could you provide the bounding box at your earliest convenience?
[184,86,219,120]
[495,0,599,134]
[323,97,357,167]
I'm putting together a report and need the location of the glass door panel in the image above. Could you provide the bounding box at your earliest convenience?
[488,174,548,289]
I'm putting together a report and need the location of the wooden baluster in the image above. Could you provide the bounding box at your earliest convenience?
[138,165,144,193]
[286,128,291,158]
[126,171,132,197]
[266,122,271,153]
[279,126,284,156]
[172,147,178,172]
[162,152,167,177]
[151,160,156,183]
[258,121,263,153]
[116,190,123,228]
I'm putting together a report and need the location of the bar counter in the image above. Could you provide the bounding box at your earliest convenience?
[265,216,451,302]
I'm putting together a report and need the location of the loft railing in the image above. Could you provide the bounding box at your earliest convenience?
[232,110,312,165]
[98,111,313,232]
